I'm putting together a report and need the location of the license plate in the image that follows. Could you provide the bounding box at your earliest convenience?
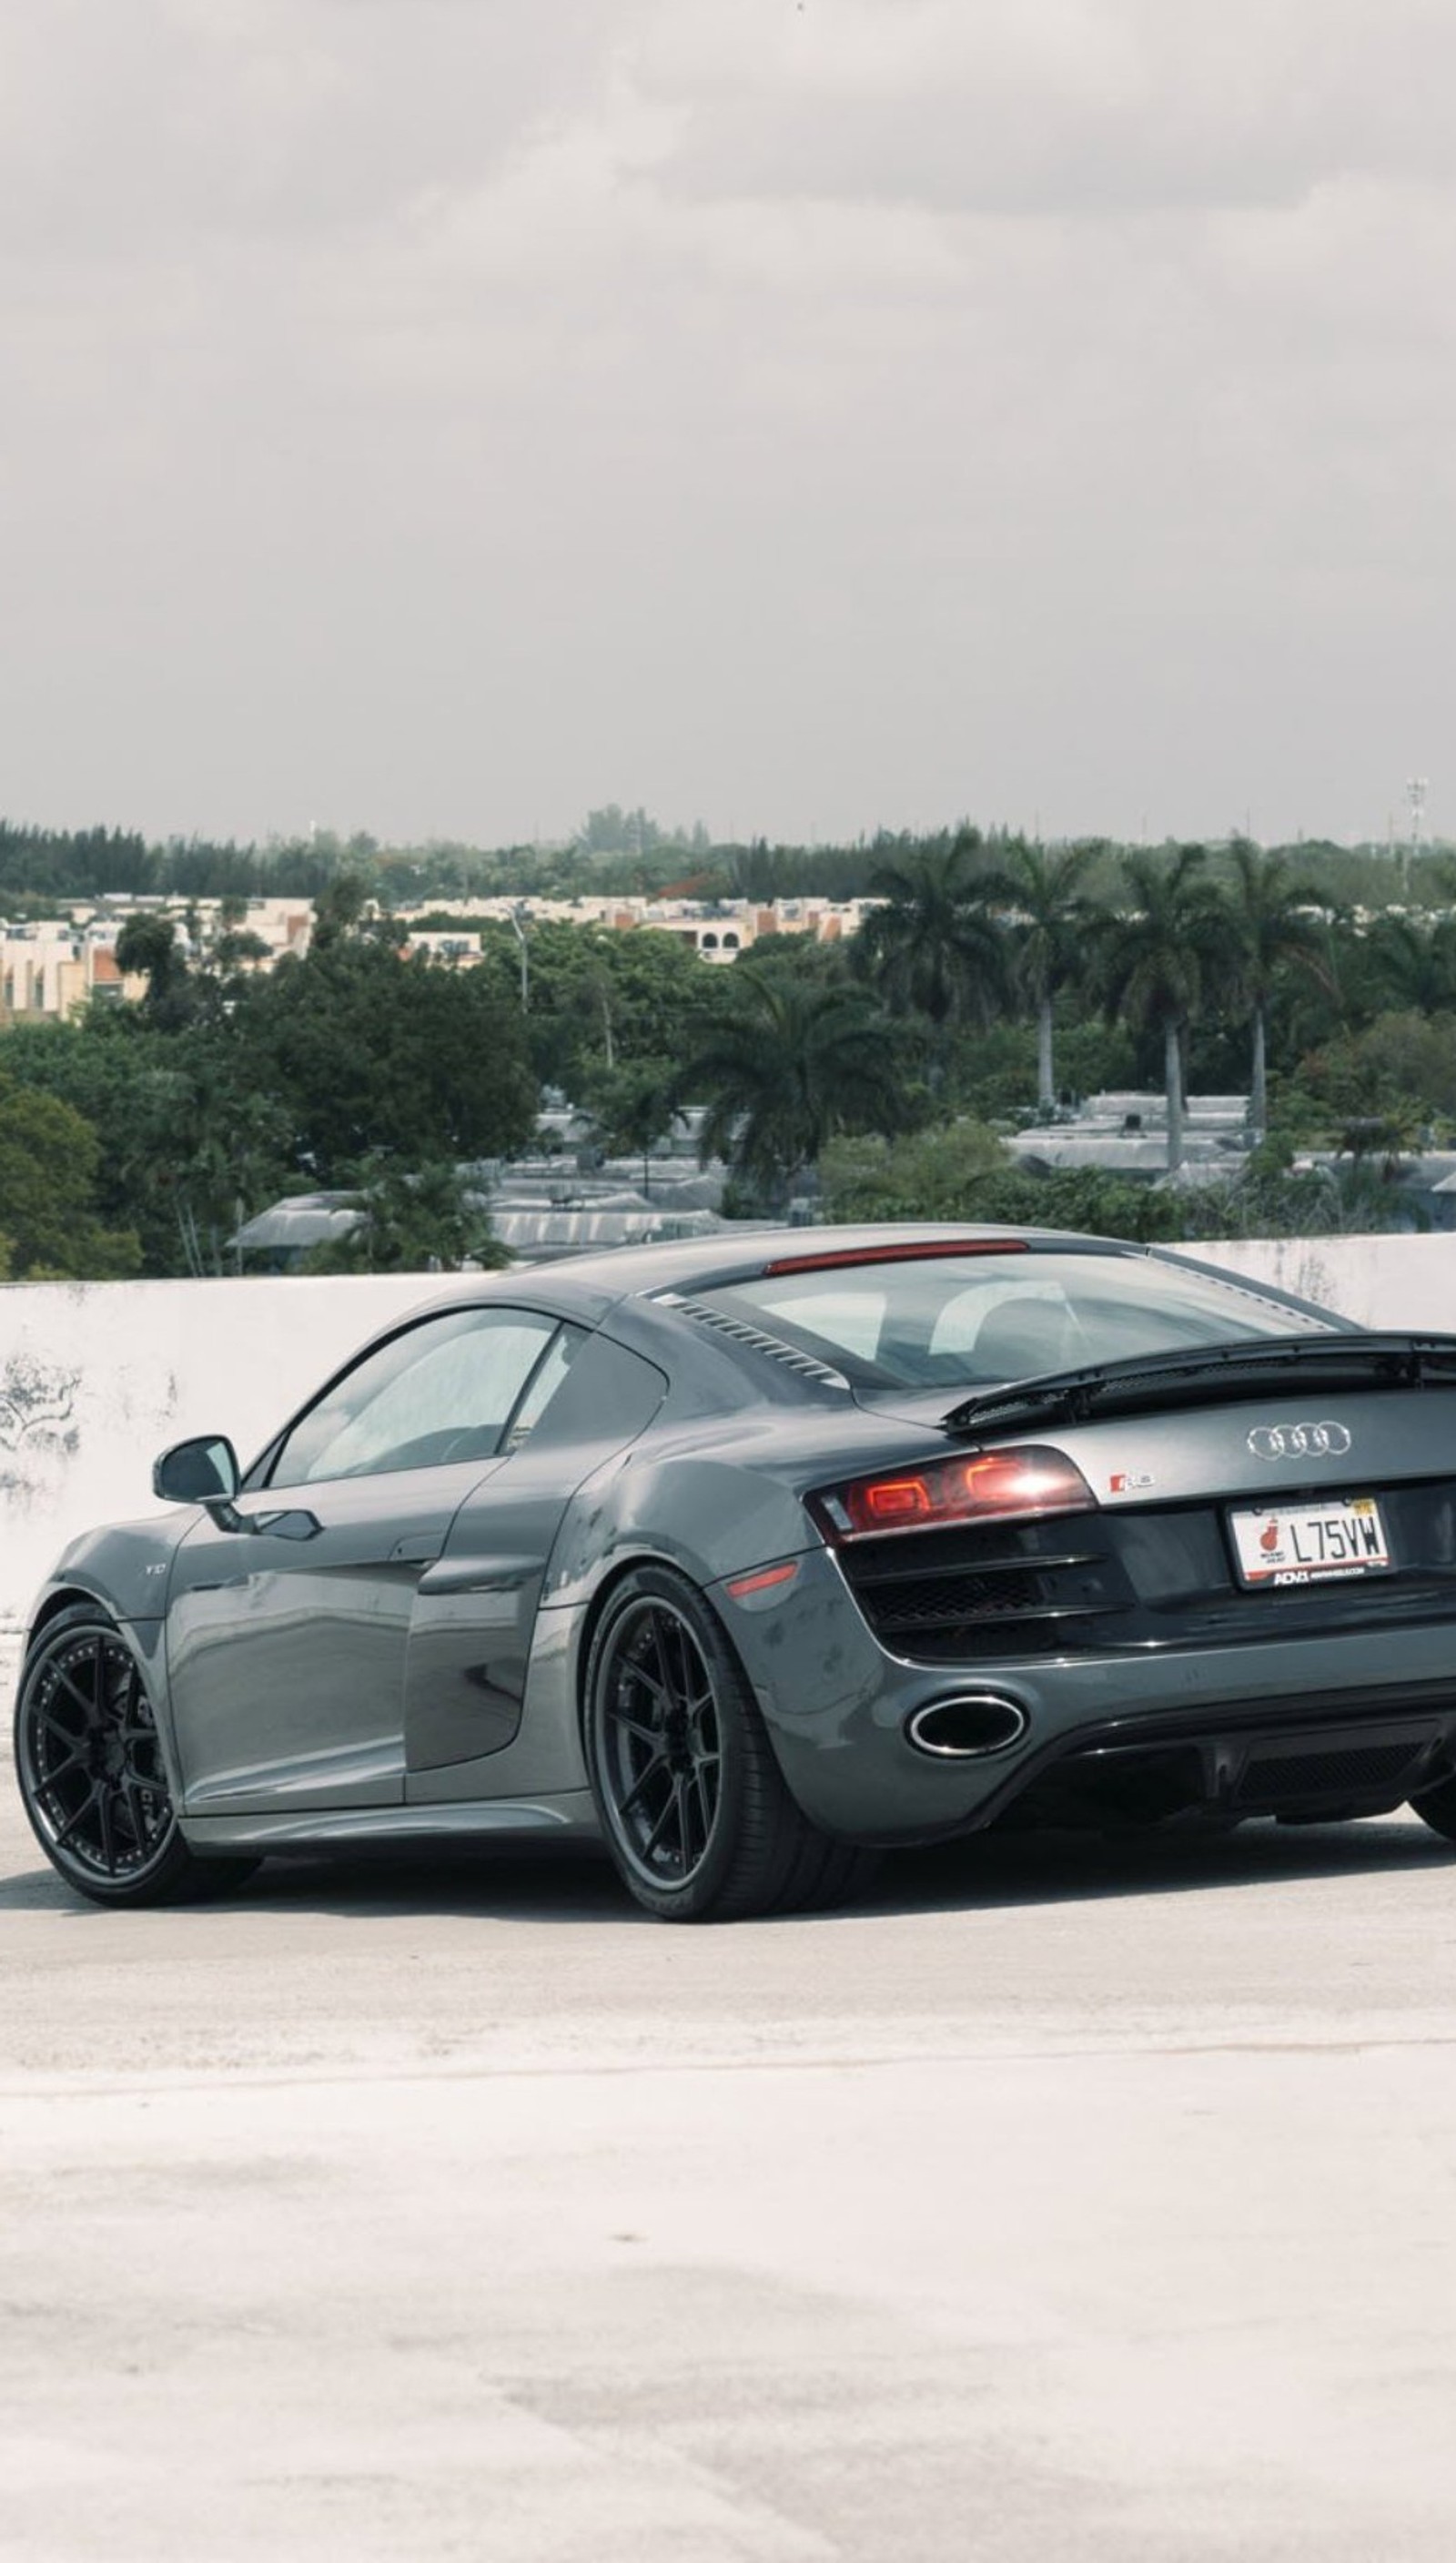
[1229,1495,1392,1586]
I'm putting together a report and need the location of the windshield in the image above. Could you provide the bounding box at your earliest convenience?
[687,1252,1339,1390]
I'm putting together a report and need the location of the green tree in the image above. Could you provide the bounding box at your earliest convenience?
[304,1159,510,1274]
[582,1056,682,1195]
[309,868,382,952]
[233,940,537,1180]
[481,920,716,1096]
[856,837,1008,1089]
[2,1011,294,1275]
[1220,845,1332,1140]
[682,971,910,1207]
[0,1074,140,1277]
[818,1122,1006,1219]
[114,912,194,1028]
[986,842,1102,1110]
[1097,849,1226,1170]
[212,895,270,972]
[1297,1011,1456,1129]
[1365,913,1456,1018]
[818,1124,1185,1242]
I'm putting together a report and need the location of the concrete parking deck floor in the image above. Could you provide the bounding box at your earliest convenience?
[4,1636,1456,2562]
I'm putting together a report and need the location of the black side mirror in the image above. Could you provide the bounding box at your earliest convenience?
[152,1435,241,1506]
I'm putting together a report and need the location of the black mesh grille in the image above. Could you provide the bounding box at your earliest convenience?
[868,1568,1066,1628]
[1236,1740,1423,1805]
[837,1523,1135,1657]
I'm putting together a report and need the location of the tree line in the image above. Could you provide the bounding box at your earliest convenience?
[4,807,1452,913]
[691,836,1456,1234]
[0,831,1454,1276]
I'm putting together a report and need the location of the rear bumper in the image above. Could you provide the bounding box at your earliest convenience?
[988,1691,1456,1831]
[723,1547,1456,1844]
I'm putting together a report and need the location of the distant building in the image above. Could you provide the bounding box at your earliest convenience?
[396,893,881,964]
[0,886,866,1020]
[1005,1092,1252,1182]
[0,928,144,1021]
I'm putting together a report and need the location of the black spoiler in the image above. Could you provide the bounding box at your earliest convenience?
[942,1332,1456,1438]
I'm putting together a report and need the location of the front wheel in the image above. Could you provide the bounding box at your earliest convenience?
[14,1607,258,1908]
[583,1565,877,1922]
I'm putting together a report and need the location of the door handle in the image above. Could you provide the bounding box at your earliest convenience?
[418,1555,542,1596]
[389,1534,443,1565]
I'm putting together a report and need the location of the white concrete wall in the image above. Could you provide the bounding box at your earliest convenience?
[0,1274,464,1632]
[1168,1231,1456,1332]
[1,1235,1454,1634]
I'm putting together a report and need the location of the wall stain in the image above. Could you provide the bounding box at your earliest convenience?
[0,1356,81,1456]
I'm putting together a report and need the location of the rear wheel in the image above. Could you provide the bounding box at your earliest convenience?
[583,1564,877,1921]
[14,1606,258,1908]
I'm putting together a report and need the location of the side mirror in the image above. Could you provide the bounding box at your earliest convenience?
[153,1435,241,1507]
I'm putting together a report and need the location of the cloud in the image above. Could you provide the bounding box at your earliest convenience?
[635,0,1456,216]
[0,0,627,256]
[0,0,1452,846]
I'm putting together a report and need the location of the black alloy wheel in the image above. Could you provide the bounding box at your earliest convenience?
[583,1564,877,1922]
[15,1607,255,1908]
[596,1590,724,1885]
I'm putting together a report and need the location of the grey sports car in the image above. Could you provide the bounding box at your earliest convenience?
[15,1223,1456,1920]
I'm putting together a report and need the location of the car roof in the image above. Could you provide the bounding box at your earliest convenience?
[304,1224,1347,1421]
[569,1221,1122,1299]
[395,1221,1130,1331]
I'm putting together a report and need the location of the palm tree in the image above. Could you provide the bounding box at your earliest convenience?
[1365,913,1456,1018]
[584,1056,679,1197]
[984,841,1102,1111]
[856,838,1007,1089]
[1221,846,1331,1141]
[682,970,909,1208]
[1097,848,1225,1172]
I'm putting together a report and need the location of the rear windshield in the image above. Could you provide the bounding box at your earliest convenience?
[688,1253,1338,1390]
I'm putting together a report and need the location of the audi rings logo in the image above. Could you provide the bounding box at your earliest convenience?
[1247,1421,1353,1461]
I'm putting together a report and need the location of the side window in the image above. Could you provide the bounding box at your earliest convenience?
[515,1332,668,1451]
[501,1324,585,1452]
[268,1308,561,1486]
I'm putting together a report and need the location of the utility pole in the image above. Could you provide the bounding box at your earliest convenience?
[1404,777,1428,897]
[509,907,530,1009]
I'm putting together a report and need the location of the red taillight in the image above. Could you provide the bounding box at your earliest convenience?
[811,1444,1097,1543]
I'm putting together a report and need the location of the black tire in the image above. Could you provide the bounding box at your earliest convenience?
[14,1606,258,1909]
[582,1564,878,1922]
[1409,1775,1456,1845]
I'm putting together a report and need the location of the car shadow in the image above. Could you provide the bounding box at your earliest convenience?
[858,1812,1456,1919]
[0,1842,631,1923]
[3,1813,1451,1923]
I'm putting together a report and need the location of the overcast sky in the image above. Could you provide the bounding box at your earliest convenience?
[3,0,1452,850]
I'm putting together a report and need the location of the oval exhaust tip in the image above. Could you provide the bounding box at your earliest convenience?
[906,1694,1028,1759]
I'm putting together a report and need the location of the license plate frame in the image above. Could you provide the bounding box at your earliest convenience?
[1228,1494,1393,1588]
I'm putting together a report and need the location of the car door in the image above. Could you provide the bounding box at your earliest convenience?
[403,1327,669,1798]
[165,1303,563,1814]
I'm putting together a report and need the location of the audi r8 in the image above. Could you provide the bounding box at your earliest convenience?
[14,1224,1456,1920]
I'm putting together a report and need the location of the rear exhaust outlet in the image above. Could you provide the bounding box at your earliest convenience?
[906,1693,1028,1759]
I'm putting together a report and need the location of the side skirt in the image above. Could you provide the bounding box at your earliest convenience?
[178,1789,602,1855]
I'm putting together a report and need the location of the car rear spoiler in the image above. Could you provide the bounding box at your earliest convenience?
[941,1332,1456,1438]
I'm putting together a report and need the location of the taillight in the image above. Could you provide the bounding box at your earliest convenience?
[810,1445,1097,1542]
